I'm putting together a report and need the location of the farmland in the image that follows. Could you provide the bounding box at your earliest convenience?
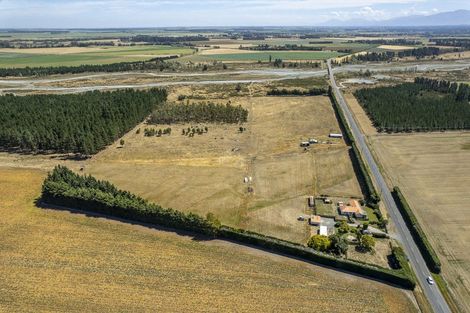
[181,50,344,62]
[370,132,470,312]
[0,167,417,313]
[84,94,361,243]
[0,45,193,68]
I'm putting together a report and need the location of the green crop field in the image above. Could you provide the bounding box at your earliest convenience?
[0,45,194,68]
[183,51,345,62]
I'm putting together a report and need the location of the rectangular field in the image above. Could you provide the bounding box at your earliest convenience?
[370,132,470,312]
[87,95,362,243]
[0,45,193,68]
[0,167,416,313]
[182,51,344,62]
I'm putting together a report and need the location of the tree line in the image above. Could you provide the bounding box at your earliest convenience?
[242,44,322,51]
[353,47,441,62]
[414,77,470,102]
[350,39,421,45]
[127,35,208,45]
[354,83,470,132]
[433,38,470,49]
[0,57,178,77]
[267,87,327,96]
[42,165,220,236]
[148,101,248,125]
[0,88,167,155]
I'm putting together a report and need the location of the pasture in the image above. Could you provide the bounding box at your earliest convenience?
[0,167,417,312]
[85,94,361,243]
[0,45,193,68]
[370,132,470,312]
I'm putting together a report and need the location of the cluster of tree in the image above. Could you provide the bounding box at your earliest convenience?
[307,233,350,255]
[182,126,208,137]
[285,61,321,68]
[0,88,167,155]
[392,187,441,273]
[148,102,248,125]
[351,39,421,45]
[354,83,470,132]
[414,77,470,102]
[353,47,441,62]
[267,87,327,96]
[144,127,172,137]
[42,165,220,236]
[0,57,179,77]
[128,35,208,45]
[396,46,441,58]
[433,38,470,49]
[243,44,322,51]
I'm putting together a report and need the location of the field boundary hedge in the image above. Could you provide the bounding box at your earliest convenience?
[328,87,380,205]
[219,226,415,289]
[41,166,415,289]
[392,187,441,273]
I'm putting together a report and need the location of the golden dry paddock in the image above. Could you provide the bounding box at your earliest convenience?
[0,167,417,312]
[86,95,361,243]
[370,133,470,312]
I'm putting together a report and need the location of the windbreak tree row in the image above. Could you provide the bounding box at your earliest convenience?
[0,57,178,77]
[0,88,167,155]
[354,83,470,132]
[148,102,248,125]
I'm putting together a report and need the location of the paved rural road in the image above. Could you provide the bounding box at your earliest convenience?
[327,59,451,313]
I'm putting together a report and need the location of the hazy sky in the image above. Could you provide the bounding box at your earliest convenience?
[1,0,469,28]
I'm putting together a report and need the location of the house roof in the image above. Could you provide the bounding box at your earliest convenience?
[319,225,328,236]
[339,200,365,215]
[310,215,321,223]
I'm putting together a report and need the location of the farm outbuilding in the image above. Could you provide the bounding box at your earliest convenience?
[329,133,343,138]
[309,215,321,226]
[318,225,328,236]
[308,196,315,208]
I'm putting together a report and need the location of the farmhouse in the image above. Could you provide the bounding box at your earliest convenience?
[338,200,367,219]
[309,215,321,226]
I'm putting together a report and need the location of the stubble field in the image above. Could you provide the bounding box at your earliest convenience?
[370,132,470,312]
[0,167,417,312]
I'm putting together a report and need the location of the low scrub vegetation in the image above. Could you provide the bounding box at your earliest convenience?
[148,101,248,124]
[355,83,470,132]
[392,187,441,273]
[0,88,167,155]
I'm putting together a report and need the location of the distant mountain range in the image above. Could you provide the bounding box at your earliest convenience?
[322,9,470,27]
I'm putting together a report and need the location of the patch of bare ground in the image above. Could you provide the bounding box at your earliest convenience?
[370,132,470,312]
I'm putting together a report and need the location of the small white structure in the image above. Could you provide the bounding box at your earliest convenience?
[309,138,318,144]
[318,225,328,236]
[308,196,315,208]
[243,177,249,183]
[300,141,310,147]
[329,133,343,138]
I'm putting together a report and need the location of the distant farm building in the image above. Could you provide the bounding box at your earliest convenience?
[309,215,321,226]
[329,133,343,138]
[338,200,367,219]
[300,141,310,147]
[309,138,318,144]
[318,225,328,236]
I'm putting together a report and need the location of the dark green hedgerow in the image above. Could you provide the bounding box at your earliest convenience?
[41,166,414,289]
[392,187,441,273]
[328,87,380,206]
